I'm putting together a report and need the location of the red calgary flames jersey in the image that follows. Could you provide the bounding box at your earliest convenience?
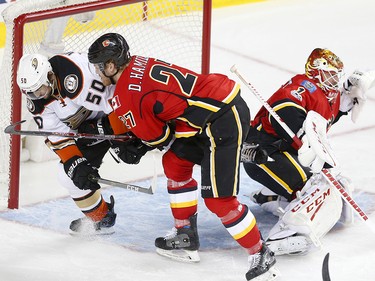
[251,74,341,141]
[111,56,240,146]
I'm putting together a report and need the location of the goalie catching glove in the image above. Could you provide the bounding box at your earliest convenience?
[111,138,152,164]
[340,70,375,122]
[64,156,100,190]
[297,111,337,173]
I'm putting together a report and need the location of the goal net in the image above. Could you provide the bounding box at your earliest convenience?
[0,0,211,209]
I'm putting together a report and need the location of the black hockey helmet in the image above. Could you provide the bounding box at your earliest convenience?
[88,33,131,71]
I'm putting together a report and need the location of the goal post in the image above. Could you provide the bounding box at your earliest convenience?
[0,0,212,209]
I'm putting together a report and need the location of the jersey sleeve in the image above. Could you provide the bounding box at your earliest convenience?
[51,53,115,115]
[108,111,128,135]
[137,99,174,147]
[259,79,309,146]
[31,108,83,163]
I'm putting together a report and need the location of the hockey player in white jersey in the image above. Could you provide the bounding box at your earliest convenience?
[16,52,149,234]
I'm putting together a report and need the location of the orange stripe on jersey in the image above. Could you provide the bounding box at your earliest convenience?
[45,138,83,162]
[108,111,128,135]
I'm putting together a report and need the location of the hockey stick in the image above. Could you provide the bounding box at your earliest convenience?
[4,120,133,140]
[322,253,331,281]
[89,175,153,195]
[230,65,369,222]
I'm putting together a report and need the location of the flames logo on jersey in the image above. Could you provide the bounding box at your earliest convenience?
[64,75,79,93]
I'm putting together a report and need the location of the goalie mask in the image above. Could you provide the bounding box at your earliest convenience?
[305,48,344,101]
[88,33,131,73]
[17,54,53,100]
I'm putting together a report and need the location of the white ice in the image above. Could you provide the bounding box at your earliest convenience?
[1,0,375,280]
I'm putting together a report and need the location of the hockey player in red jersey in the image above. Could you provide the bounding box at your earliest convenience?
[88,32,279,281]
[241,48,373,255]
[16,52,149,235]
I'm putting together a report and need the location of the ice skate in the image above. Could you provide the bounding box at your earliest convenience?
[246,243,280,281]
[155,213,200,263]
[241,143,269,164]
[70,195,117,236]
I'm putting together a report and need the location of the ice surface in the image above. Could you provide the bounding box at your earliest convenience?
[1,0,375,280]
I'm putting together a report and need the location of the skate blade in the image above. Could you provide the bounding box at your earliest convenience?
[69,220,115,237]
[156,248,200,263]
[70,227,115,237]
[252,266,280,281]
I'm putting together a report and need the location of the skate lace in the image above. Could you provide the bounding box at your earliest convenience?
[248,252,262,270]
[164,227,178,240]
[241,144,258,163]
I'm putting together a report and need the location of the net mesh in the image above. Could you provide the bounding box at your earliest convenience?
[0,0,207,208]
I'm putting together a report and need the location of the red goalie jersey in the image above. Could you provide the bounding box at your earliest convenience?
[111,55,240,147]
[251,74,342,147]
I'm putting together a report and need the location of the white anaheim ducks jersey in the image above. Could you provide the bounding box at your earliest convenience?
[26,52,115,144]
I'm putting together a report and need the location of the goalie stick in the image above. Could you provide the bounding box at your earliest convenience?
[4,120,133,140]
[230,65,369,222]
[89,175,153,195]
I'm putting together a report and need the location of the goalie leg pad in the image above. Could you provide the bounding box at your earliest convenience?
[266,235,312,256]
[266,175,343,255]
[282,175,343,242]
[337,174,355,225]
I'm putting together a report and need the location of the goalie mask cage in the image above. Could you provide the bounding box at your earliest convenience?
[0,0,212,209]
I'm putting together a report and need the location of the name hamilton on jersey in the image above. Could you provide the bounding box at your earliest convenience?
[128,55,149,92]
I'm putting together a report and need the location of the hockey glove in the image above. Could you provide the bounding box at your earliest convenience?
[78,115,114,135]
[76,116,114,146]
[111,138,152,164]
[64,156,101,190]
[340,70,374,122]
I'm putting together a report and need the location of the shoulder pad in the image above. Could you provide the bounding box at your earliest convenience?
[49,55,84,99]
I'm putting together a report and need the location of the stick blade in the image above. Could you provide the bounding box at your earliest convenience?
[322,253,331,281]
[230,64,237,73]
[4,120,26,134]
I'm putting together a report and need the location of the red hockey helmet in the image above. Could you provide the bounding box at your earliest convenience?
[305,48,344,100]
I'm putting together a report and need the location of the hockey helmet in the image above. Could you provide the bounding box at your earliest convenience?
[16,53,53,100]
[305,48,344,98]
[88,33,131,71]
